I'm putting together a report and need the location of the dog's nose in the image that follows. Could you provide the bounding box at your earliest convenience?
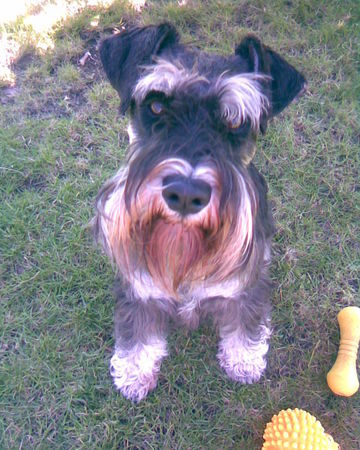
[162,175,212,215]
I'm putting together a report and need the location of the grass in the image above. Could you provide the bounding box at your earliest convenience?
[0,0,359,448]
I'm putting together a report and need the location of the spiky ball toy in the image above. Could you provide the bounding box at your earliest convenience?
[262,408,339,449]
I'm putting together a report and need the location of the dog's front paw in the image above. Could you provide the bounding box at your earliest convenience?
[218,347,267,384]
[217,330,269,384]
[110,352,158,402]
[110,341,167,402]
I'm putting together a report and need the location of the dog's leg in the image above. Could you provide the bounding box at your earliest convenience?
[110,287,169,402]
[217,320,271,384]
[215,279,271,384]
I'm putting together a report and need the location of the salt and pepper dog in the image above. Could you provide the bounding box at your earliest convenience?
[93,23,306,402]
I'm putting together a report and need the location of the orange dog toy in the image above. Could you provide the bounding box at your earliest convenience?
[327,306,360,397]
[262,408,339,449]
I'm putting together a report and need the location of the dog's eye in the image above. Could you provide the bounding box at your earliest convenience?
[150,101,164,115]
[226,116,243,130]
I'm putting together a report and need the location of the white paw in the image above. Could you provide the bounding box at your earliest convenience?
[218,347,267,384]
[110,341,167,402]
[217,327,270,384]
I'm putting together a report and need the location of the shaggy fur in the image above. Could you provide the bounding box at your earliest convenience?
[93,23,306,401]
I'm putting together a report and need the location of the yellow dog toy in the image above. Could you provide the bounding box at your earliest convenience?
[262,408,339,449]
[327,306,360,397]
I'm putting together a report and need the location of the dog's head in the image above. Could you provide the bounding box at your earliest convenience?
[96,24,306,296]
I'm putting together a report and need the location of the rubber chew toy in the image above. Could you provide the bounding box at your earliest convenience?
[327,306,360,397]
[262,408,339,449]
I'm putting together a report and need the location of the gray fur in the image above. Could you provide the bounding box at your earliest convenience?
[94,23,306,401]
[113,281,174,350]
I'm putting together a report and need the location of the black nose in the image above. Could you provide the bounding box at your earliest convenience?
[162,175,212,215]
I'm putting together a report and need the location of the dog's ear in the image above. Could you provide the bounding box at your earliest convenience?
[99,23,179,114]
[235,36,306,124]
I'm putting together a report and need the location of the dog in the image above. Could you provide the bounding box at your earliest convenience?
[93,23,306,402]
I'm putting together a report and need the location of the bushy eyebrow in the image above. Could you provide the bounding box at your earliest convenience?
[133,60,269,131]
[214,73,269,131]
[133,58,208,103]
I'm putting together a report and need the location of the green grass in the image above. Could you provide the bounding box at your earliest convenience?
[1,0,359,448]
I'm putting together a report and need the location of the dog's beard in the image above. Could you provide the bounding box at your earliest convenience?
[145,219,207,293]
[96,158,258,297]
[127,187,223,296]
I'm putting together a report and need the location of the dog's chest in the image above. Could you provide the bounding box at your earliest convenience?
[130,270,244,303]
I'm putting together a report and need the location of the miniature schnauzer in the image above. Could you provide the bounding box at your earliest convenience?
[93,23,306,402]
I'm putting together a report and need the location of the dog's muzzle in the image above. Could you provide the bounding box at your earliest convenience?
[162,175,212,215]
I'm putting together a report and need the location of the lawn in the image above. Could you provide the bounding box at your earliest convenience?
[0,0,359,448]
